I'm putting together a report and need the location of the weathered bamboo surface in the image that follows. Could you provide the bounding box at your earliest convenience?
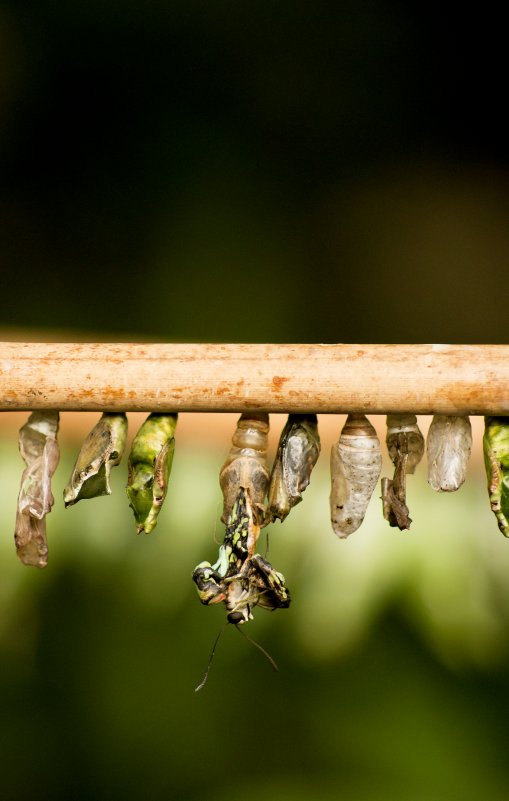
[0,343,508,414]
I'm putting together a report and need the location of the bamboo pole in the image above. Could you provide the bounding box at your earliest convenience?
[0,342,508,415]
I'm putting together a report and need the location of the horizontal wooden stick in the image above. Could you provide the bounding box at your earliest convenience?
[1,342,508,414]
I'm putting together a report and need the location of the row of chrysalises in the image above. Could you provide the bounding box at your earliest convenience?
[9,411,509,622]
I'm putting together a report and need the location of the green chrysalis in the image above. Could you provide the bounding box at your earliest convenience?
[63,412,128,505]
[483,416,509,536]
[126,412,177,534]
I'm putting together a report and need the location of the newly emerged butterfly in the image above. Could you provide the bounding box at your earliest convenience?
[193,490,288,690]
[224,552,291,624]
[266,413,320,524]
[126,412,177,534]
[483,416,509,537]
[193,487,290,624]
[63,412,128,505]
[427,415,472,492]
[15,410,60,568]
[193,412,290,624]
[330,414,382,538]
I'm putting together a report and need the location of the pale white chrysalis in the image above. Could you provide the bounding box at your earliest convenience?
[427,415,472,492]
[330,414,382,538]
[386,414,424,474]
[15,410,60,568]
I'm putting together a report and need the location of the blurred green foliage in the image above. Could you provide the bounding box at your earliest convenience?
[3,417,509,799]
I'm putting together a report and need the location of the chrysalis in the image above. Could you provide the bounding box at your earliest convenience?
[219,412,270,526]
[15,410,60,568]
[266,413,321,524]
[193,412,290,624]
[483,416,509,537]
[126,412,177,534]
[386,414,424,474]
[382,414,424,531]
[63,412,128,505]
[427,415,472,492]
[330,414,382,538]
[381,439,411,530]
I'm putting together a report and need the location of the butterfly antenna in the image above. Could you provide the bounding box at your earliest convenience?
[235,624,279,672]
[194,622,228,692]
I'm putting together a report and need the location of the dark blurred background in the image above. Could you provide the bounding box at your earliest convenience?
[2,2,509,799]
[2,1,508,343]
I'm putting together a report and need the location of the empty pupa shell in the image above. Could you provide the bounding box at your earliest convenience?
[386,414,424,474]
[220,413,270,525]
[64,412,128,505]
[126,412,177,534]
[15,410,60,567]
[381,444,412,531]
[266,414,320,523]
[330,414,382,538]
[427,415,472,492]
[15,512,50,569]
[483,416,509,537]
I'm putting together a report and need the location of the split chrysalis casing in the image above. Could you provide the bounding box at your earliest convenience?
[64,412,128,505]
[219,412,270,526]
[381,414,424,531]
[386,414,424,474]
[381,433,411,530]
[266,413,320,524]
[15,410,60,567]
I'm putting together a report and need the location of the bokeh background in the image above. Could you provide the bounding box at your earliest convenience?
[2,2,509,799]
